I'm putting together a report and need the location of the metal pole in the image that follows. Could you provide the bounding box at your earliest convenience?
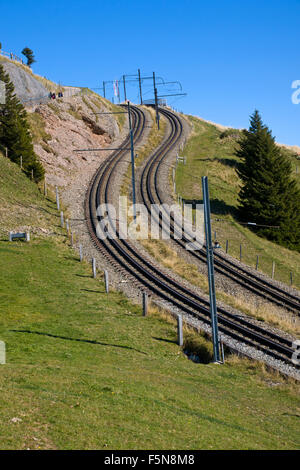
[153,72,159,129]
[103,81,106,99]
[123,75,127,102]
[138,68,143,105]
[127,101,136,222]
[202,176,220,363]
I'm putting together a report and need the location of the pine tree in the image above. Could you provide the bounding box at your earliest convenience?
[0,64,44,182]
[236,110,300,251]
[21,47,35,67]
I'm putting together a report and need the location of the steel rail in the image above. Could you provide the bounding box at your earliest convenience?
[143,106,300,314]
[84,105,297,367]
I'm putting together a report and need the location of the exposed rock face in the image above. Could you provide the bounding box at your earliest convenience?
[1,58,122,188]
[1,60,49,103]
[31,94,121,187]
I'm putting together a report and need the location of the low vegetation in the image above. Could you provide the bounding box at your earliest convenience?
[0,121,299,450]
[140,237,299,336]
[175,115,300,288]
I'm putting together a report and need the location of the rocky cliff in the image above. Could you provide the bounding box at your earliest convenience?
[1,58,122,188]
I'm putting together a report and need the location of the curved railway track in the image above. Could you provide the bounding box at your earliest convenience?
[141,106,300,315]
[84,104,298,369]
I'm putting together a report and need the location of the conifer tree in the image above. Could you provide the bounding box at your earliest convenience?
[236,110,300,251]
[21,47,35,67]
[0,64,44,182]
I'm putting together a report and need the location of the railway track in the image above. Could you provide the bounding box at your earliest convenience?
[84,104,299,369]
[141,106,300,315]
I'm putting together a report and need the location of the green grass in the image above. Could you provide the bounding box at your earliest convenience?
[0,239,299,450]
[175,116,300,288]
[0,154,60,239]
[26,112,52,145]
[0,120,299,451]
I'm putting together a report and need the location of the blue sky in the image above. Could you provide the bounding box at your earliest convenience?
[1,0,300,145]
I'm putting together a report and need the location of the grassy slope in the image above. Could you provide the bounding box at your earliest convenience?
[0,154,299,450]
[175,116,300,289]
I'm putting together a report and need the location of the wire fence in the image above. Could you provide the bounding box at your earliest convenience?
[0,49,30,68]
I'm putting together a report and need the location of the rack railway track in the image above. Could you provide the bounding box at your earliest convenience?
[141,106,300,315]
[84,104,299,369]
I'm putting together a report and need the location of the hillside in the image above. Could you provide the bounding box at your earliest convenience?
[0,58,51,103]
[175,115,300,289]
[0,153,299,450]
[0,58,124,188]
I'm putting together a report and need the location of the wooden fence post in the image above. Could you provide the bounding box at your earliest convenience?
[56,187,60,210]
[92,258,96,278]
[177,315,183,346]
[142,292,148,317]
[0,341,5,364]
[104,270,109,293]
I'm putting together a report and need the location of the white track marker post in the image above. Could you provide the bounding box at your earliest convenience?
[79,244,83,262]
[272,261,275,279]
[0,341,5,364]
[56,187,60,210]
[142,292,148,317]
[177,314,183,347]
[92,258,96,278]
[104,270,109,294]
[60,211,64,228]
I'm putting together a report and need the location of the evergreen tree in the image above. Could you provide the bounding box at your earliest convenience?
[21,47,36,67]
[0,64,44,182]
[236,110,300,251]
